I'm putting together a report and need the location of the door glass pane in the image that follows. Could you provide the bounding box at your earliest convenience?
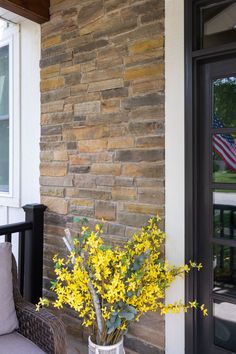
[213,77,236,128]
[200,1,236,49]
[0,45,9,193]
[213,244,236,296]
[213,133,236,183]
[214,301,236,352]
[214,190,236,240]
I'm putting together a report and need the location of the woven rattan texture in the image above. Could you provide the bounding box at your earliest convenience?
[12,257,67,354]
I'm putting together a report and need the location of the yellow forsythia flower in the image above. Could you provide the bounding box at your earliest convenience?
[36,217,207,344]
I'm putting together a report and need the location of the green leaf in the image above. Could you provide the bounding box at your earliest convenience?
[81,231,91,243]
[55,262,62,269]
[74,217,81,223]
[127,306,137,314]
[132,260,141,271]
[139,254,145,262]
[136,271,143,280]
[110,315,117,324]
[106,320,116,334]
[106,320,113,328]
[99,245,112,251]
[121,255,127,263]
[107,325,115,334]
[107,317,121,333]
[131,252,149,271]
[114,317,121,328]
[111,311,118,316]
[50,280,58,290]
[119,311,135,321]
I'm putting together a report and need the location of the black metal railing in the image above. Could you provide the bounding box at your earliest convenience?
[0,204,46,304]
[214,204,236,240]
[214,204,236,280]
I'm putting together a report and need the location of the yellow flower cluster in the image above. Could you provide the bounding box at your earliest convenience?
[37,217,207,345]
[38,252,95,327]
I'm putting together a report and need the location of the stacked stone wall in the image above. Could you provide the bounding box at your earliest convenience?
[41,0,164,350]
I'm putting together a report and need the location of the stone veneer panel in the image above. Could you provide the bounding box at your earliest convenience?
[41,0,164,351]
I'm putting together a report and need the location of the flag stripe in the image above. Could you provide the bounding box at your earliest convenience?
[213,136,236,172]
[213,135,236,164]
[216,134,236,156]
[213,116,236,173]
[214,135,236,162]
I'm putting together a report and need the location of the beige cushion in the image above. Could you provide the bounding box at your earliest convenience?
[0,243,18,335]
[0,331,45,353]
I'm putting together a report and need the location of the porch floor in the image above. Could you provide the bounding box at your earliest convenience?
[67,334,137,354]
[67,334,87,354]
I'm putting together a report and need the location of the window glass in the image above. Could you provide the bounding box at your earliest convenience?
[214,301,236,352]
[213,190,236,240]
[213,133,236,183]
[200,1,236,49]
[213,244,236,296]
[0,45,9,193]
[213,77,236,128]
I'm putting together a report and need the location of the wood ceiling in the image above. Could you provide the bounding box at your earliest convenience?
[0,0,50,24]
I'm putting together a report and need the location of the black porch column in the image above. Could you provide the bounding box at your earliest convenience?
[23,204,47,304]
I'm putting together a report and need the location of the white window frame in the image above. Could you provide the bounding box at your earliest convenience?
[0,24,20,207]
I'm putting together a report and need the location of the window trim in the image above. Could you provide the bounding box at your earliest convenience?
[0,24,20,207]
[165,0,185,353]
[185,1,236,353]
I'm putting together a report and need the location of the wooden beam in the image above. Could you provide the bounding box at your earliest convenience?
[0,0,50,24]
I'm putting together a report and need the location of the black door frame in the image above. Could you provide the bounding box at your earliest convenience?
[185,1,236,353]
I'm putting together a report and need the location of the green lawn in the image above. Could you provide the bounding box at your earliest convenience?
[214,170,236,184]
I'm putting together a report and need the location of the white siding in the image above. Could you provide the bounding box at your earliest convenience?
[0,18,41,259]
[165,0,185,353]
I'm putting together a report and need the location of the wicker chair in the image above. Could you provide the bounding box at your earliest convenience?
[12,257,67,354]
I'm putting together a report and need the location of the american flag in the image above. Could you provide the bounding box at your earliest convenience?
[213,116,236,172]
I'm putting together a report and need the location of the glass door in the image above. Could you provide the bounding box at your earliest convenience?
[197,57,236,354]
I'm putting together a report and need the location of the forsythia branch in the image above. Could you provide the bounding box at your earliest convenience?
[62,228,104,343]
[81,250,104,343]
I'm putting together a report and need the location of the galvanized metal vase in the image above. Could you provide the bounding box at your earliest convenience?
[88,336,125,354]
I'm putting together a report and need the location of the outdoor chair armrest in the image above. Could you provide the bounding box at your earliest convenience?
[15,300,67,354]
